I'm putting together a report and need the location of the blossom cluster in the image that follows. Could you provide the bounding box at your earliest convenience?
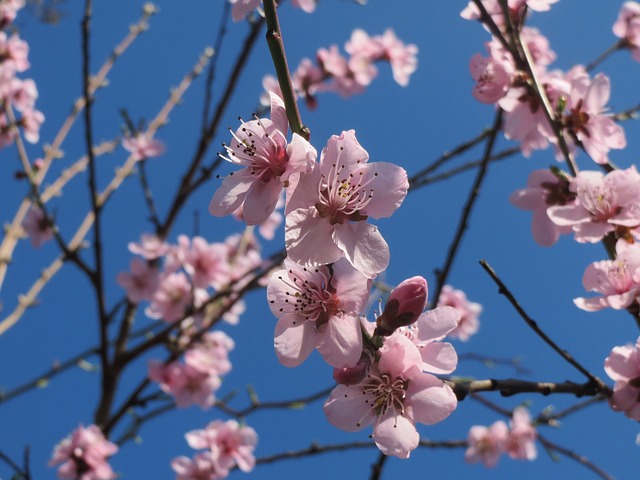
[207,78,470,456]
[465,2,625,164]
[261,27,418,110]
[465,407,538,468]
[49,424,119,480]
[115,231,262,408]
[465,0,640,445]
[172,419,258,480]
[229,0,316,22]
[0,0,44,148]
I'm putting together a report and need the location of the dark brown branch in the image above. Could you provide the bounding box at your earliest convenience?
[431,110,503,307]
[478,260,612,396]
[450,378,605,401]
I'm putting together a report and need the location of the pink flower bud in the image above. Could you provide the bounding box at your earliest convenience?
[374,276,428,336]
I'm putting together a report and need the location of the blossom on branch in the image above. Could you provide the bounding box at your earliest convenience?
[49,424,118,480]
[605,336,640,420]
[285,129,408,278]
[209,92,316,226]
[267,257,369,368]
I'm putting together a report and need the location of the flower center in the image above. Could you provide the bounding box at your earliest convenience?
[361,373,408,417]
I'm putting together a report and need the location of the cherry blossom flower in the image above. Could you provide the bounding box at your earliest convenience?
[185,420,258,472]
[291,0,316,13]
[374,276,428,336]
[575,240,640,312]
[324,333,457,458]
[469,53,513,104]
[510,169,576,246]
[128,233,170,260]
[229,0,261,22]
[174,235,230,289]
[461,0,558,27]
[604,336,640,420]
[613,1,640,62]
[21,107,44,143]
[285,129,408,278]
[122,132,166,161]
[377,28,418,87]
[437,285,482,342]
[465,420,509,467]
[116,258,161,303]
[171,451,229,480]
[547,167,640,243]
[184,331,235,377]
[145,272,193,322]
[148,360,220,409]
[22,205,54,248]
[505,407,537,460]
[560,67,626,165]
[49,424,118,480]
[209,92,316,225]
[268,257,370,368]
[0,0,24,27]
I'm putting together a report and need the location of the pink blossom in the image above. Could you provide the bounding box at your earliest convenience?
[185,420,258,472]
[122,133,166,161]
[0,32,30,76]
[317,44,366,97]
[22,205,54,247]
[613,2,640,62]
[259,74,282,109]
[505,407,537,460]
[148,359,220,409]
[377,28,418,87]
[547,167,640,243]
[145,272,193,322]
[285,129,408,278]
[469,53,513,104]
[0,0,25,27]
[461,0,558,27]
[291,0,316,13]
[604,336,640,420]
[184,331,235,376]
[437,285,482,342]
[6,77,38,112]
[510,169,576,246]
[210,92,316,225]
[116,258,161,303]
[49,424,118,480]
[128,233,170,260]
[175,235,230,289]
[291,58,324,109]
[171,451,229,480]
[268,257,370,368]
[21,107,44,143]
[575,240,640,311]
[561,67,626,165]
[229,0,261,22]
[324,333,457,458]
[465,420,509,467]
[374,276,428,336]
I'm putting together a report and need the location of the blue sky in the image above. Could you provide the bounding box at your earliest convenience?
[1,1,640,479]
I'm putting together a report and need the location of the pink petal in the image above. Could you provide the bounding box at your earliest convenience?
[324,384,376,432]
[420,342,458,374]
[285,207,343,266]
[209,170,254,217]
[273,313,317,367]
[333,221,389,279]
[373,413,419,459]
[407,373,458,425]
[416,306,460,342]
[317,313,362,368]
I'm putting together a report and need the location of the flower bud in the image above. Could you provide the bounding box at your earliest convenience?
[374,276,428,336]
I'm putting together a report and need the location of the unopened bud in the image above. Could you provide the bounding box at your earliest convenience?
[374,276,428,336]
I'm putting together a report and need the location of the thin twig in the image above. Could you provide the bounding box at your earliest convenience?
[478,260,612,395]
[431,110,503,308]
[538,434,615,480]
